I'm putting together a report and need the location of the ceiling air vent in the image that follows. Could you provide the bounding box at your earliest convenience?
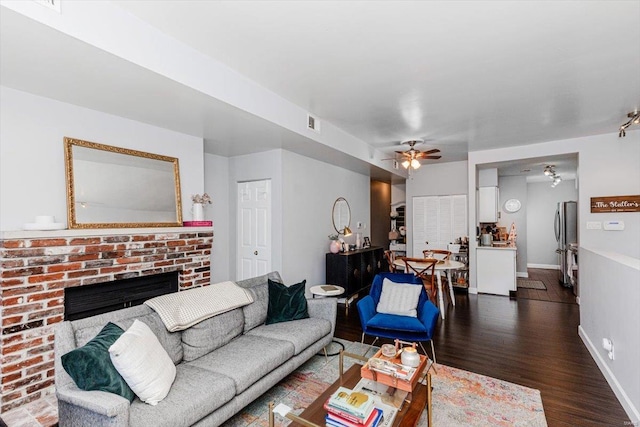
[307,114,320,133]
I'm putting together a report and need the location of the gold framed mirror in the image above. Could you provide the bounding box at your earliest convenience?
[332,197,351,235]
[64,137,183,229]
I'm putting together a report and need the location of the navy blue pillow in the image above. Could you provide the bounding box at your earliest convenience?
[61,322,135,402]
[266,279,309,324]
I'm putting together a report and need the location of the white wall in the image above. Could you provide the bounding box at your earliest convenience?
[0,87,204,231]
[228,150,283,281]
[281,151,370,289]
[405,161,469,256]
[204,153,230,283]
[221,149,370,292]
[498,175,528,275]
[467,130,640,422]
[579,249,639,423]
[527,179,578,267]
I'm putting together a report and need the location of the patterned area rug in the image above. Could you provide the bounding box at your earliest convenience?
[517,279,547,290]
[223,340,547,427]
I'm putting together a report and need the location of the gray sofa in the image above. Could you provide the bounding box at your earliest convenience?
[54,272,337,427]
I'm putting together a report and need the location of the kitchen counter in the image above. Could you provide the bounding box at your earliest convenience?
[476,246,517,296]
[477,245,516,251]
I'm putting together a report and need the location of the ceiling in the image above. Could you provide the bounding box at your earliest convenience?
[2,1,639,180]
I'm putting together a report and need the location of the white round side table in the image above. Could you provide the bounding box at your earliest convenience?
[309,284,345,357]
[310,284,345,298]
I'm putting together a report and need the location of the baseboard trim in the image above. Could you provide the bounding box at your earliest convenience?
[527,263,559,270]
[516,272,529,278]
[468,287,478,295]
[578,325,640,424]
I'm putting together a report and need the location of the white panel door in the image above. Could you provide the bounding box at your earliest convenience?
[237,180,272,280]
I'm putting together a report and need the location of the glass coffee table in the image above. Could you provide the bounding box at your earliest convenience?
[269,351,432,427]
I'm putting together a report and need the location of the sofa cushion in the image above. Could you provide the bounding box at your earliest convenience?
[266,279,309,325]
[72,305,183,365]
[61,322,135,402]
[237,271,282,332]
[247,317,332,355]
[186,334,294,395]
[109,320,176,405]
[181,308,244,362]
[128,364,235,427]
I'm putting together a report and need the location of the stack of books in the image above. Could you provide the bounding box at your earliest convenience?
[324,387,383,427]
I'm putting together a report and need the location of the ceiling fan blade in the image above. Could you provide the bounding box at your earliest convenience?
[422,155,442,159]
[423,148,441,155]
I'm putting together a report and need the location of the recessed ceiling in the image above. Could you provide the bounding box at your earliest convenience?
[114,0,640,152]
[1,1,639,180]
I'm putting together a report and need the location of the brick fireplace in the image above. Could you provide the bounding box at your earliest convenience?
[0,227,213,413]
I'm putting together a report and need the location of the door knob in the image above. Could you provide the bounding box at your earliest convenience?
[254,250,258,255]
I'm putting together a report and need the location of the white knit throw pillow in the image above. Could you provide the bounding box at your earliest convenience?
[376,278,422,317]
[109,320,176,405]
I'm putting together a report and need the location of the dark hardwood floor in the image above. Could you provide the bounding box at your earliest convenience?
[335,269,630,427]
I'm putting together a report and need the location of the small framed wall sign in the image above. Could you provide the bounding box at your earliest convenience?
[590,195,640,213]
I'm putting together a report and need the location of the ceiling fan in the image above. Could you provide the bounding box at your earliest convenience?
[387,139,441,170]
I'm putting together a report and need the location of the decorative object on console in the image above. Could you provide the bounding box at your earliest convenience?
[329,234,341,253]
[23,215,66,231]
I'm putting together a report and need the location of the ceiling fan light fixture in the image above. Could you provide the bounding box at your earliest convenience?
[619,110,640,137]
[402,160,411,169]
[410,159,421,169]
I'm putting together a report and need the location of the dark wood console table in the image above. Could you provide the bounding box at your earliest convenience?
[326,246,384,301]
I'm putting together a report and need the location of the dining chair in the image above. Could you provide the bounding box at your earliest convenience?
[423,249,453,302]
[384,250,403,272]
[401,257,438,305]
[422,249,451,261]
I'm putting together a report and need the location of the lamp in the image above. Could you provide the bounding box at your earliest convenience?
[619,110,640,137]
[342,226,352,237]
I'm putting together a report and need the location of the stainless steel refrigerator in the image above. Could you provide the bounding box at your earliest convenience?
[555,201,577,288]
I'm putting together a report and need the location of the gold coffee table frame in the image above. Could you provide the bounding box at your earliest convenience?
[269,350,432,427]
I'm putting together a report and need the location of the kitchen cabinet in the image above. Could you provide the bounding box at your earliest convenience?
[326,246,384,298]
[476,246,516,296]
[478,186,499,223]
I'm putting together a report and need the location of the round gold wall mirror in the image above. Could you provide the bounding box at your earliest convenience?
[332,197,351,235]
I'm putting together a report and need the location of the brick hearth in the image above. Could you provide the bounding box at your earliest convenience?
[0,227,213,414]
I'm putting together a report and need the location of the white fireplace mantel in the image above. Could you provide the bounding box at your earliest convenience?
[0,226,213,240]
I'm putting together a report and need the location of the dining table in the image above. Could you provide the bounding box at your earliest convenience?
[393,258,465,319]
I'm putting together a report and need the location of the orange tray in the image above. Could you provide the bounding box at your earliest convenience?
[360,349,427,392]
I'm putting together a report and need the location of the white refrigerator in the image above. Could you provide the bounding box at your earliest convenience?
[555,201,577,288]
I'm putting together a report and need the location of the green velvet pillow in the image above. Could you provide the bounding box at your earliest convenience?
[266,279,309,325]
[61,322,135,402]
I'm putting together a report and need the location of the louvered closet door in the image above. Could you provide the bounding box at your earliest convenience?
[413,195,467,256]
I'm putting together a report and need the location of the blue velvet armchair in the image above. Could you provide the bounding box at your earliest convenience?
[357,272,440,362]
